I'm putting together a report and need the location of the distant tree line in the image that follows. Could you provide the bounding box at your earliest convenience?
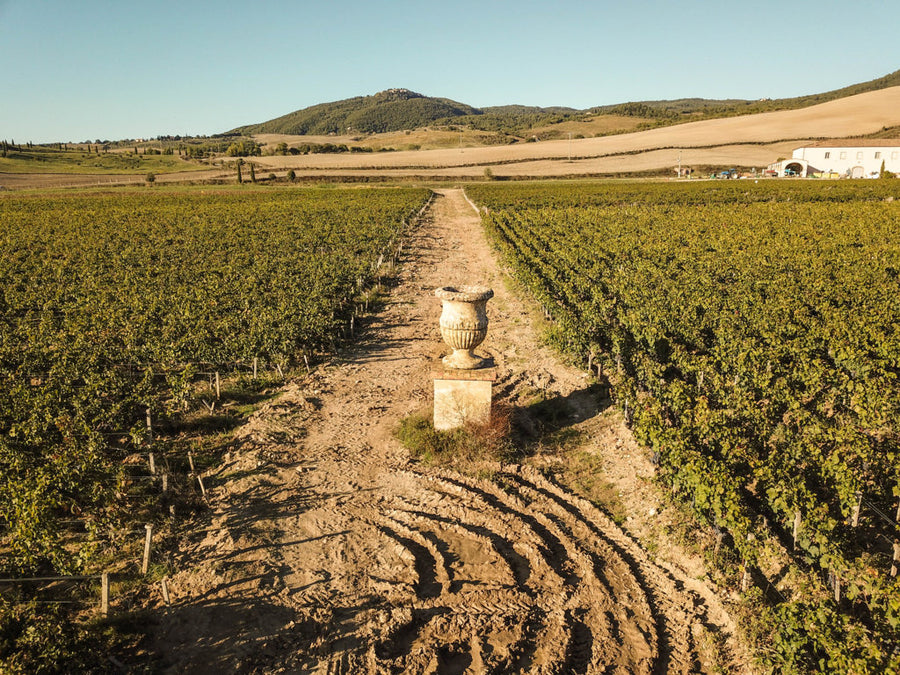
[292,143,373,155]
[225,139,262,157]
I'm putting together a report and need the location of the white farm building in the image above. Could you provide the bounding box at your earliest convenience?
[769,140,900,178]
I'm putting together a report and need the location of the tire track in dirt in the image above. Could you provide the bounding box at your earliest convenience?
[150,188,743,674]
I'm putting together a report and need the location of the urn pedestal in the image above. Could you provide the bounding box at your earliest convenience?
[432,367,496,431]
[435,286,493,370]
[433,286,495,430]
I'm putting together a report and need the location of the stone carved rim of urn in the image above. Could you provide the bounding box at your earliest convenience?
[435,285,494,369]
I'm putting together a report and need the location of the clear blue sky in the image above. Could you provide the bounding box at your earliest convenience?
[1,0,898,143]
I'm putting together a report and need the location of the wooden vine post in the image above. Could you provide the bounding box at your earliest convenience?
[740,533,753,592]
[161,576,171,605]
[850,491,862,528]
[891,542,899,578]
[740,561,751,592]
[197,474,207,499]
[100,572,109,616]
[187,450,206,498]
[142,524,153,575]
[893,493,900,577]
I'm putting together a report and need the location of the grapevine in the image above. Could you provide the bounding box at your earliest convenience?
[0,186,430,574]
[469,180,900,672]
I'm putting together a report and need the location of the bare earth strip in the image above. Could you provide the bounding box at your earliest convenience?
[0,169,226,191]
[150,190,747,674]
[272,142,801,180]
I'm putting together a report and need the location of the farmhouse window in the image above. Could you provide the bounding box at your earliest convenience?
[875,152,881,159]
[857,151,864,160]
[840,151,847,159]
[893,151,899,160]
[824,152,831,159]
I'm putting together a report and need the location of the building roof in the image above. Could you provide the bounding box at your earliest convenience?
[801,139,900,148]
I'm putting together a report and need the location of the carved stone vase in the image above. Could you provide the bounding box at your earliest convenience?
[435,285,494,369]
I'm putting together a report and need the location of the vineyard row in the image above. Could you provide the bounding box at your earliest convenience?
[466,180,900,672]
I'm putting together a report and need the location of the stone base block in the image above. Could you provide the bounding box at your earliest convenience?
[433,368,496,431]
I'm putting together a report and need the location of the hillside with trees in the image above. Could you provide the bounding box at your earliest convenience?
[595,68,900,123]
[230,88,479,135]
[230,69,900,140]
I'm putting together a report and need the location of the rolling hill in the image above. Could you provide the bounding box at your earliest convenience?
[599,68,900,119]
[245,86,900,179]
[230,88,480,136]
[228,69,900,139]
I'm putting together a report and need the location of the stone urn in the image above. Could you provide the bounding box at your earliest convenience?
[435,285,494,369]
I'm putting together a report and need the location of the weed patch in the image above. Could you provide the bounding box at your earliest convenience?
[396,406,514,467]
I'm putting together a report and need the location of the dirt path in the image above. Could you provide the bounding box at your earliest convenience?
[151,189,746,674]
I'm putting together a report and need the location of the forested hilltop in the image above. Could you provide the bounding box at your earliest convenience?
[230,88,480,135]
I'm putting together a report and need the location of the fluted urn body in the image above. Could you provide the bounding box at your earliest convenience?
[436,285,493,369]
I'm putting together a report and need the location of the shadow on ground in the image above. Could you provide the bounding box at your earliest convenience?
[511,382,611,453]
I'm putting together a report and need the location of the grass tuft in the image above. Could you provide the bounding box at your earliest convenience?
[396,406,515,467]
